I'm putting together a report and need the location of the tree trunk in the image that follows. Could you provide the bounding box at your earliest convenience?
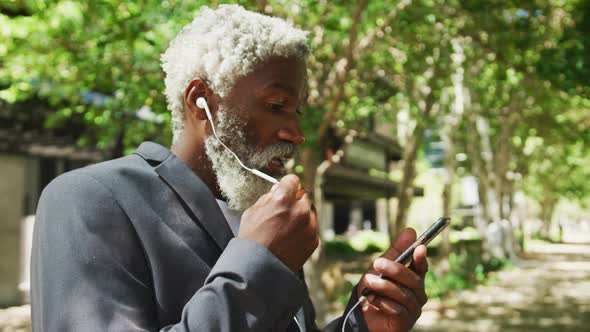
[439,40,464,260]
[465,109,496,260]
[440,132,455,259]
[440,172,453,254]
[392,71,438,240]
[298,147,331,323]
[540,195,557,238]
[439,115,457,260]
[466,111,492,227]
[493,109,513,220]
[256,0,268,13]
[393,119,427,239]
[301,147,319,194]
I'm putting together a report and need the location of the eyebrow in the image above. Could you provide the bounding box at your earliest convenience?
[264,83,297,95]
[263,82,308,105]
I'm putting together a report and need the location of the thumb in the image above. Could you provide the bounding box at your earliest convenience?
[271,174,300,204]
[381,228,417,261]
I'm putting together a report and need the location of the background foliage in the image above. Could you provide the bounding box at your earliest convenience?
[1,0,589,237]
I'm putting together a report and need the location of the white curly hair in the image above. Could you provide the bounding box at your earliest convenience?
[161,4,309,144]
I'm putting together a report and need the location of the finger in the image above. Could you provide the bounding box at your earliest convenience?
[382,228,417,261]
[360,297,379,312]
[293,192,312,220]
[414,285,428,306]
[364,274,420,316]
[411,245,428,277]
[369,296,411,318]
[294,191,312,210]
[254,188,275,206]
[293,194,317,235]
[373,258,422,289]
[272,174,301,205]
[293,193,319,237]
[308,202,318,234]
[295,188,306,200]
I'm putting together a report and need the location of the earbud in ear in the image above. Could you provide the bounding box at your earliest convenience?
[196,97,214,123]
[196,97,207,109]
[194,96,279,185]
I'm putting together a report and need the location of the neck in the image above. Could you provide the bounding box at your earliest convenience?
[171,134,223,200]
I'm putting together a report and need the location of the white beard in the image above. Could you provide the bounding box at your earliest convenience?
[204,104,295,211]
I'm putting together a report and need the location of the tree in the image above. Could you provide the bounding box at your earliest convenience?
[1,0,228,156]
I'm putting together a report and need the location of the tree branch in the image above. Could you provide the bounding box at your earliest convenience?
[317,0,368,148]
[317,0,415,147]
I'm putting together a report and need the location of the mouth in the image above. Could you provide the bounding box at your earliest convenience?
[264,157,289,176]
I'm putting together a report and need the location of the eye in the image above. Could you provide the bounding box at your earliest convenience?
[266,102,284,112]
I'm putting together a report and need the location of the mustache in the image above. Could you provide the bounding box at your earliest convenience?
[210,107,297,169]
[248,141,297,168]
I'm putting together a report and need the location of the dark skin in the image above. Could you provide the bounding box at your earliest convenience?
[171,55,428,332]
[172,56,306,199]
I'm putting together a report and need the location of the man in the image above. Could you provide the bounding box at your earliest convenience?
[31,5,428,332]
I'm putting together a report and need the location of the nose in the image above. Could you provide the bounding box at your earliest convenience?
[277,119,305,145]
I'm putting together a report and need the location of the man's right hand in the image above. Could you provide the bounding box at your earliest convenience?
[238,174,319,272]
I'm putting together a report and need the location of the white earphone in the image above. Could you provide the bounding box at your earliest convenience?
[196,96,305,332]
[196,97,211,121]
[195,97,278,185]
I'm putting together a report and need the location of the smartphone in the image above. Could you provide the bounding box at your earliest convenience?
[361,217,451,297]
[395,216,451,266]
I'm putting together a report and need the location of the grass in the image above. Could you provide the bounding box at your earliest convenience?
[425,252,515,299]
[326,230,515,302]
[325,230,389,257]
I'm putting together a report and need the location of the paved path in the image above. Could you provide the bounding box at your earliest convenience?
[0,305,29,332]
[414,242,590,332]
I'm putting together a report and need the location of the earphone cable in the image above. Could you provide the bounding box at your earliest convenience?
[196,97,278,184]
[341,295,366,332]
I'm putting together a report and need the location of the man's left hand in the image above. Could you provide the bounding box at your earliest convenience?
[355,228,428,332]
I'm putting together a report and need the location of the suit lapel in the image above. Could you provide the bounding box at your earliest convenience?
[135,143,309,330]
[134,142,233,252]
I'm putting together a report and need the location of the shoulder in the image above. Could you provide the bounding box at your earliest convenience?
[33,158,153,288]
[40,168,110,205]
[37,154,155,224]
[42,153,153,200]
[36,155,158,238]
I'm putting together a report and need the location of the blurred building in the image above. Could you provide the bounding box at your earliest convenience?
[317,122,423,239]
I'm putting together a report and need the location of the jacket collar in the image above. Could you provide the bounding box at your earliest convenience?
[134,142,233,252]
[133,141,172,163]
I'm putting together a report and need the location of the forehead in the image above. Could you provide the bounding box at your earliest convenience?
[229,56,307,101]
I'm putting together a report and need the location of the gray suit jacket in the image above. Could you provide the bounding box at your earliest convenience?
[31,142,368,332]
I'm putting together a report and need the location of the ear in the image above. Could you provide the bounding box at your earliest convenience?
[184,79,213,121]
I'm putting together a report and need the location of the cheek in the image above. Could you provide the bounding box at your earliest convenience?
[243,118,279,148]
